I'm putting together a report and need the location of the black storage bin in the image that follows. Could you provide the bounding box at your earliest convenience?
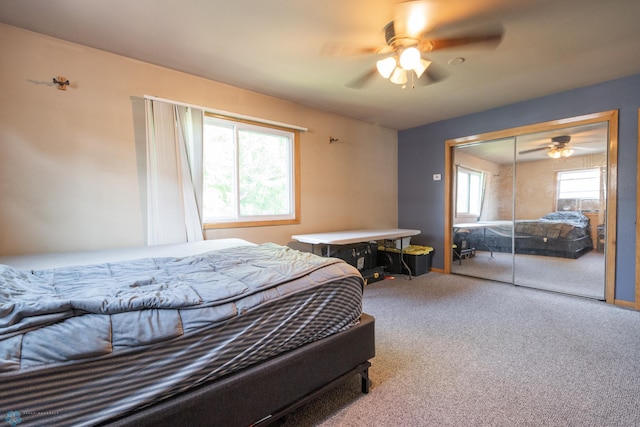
[361,266,385,285]
[377,245,433,276]
[453,231,476,263]
[324,242,378,271]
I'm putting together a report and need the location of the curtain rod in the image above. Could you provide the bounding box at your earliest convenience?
[143,95,308,132]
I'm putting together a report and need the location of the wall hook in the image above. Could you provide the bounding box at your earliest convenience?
[53,76,70,90]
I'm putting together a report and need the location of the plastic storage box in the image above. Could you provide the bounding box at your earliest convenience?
[377,245,434,276]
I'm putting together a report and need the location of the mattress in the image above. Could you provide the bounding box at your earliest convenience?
[460,212,593,258]
[0,239,364,426]
[0,238,254,270]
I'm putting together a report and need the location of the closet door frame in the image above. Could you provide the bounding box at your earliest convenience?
[444,110,618,305]
[636,108,640,310]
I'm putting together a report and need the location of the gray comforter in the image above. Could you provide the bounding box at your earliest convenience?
[0,243,358,373]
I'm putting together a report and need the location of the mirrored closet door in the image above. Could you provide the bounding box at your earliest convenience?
[452,137,515,284]
[512,124,607,298]
[448,113,616,301]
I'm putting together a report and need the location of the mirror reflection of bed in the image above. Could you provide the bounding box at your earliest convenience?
[451,121,608,300]
[452,215,605,298]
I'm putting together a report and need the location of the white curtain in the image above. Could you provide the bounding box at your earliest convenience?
[145,99,204,245]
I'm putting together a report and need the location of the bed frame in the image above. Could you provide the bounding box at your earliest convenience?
[0,240,374,426]
[102,313,375,426]
[455,214,593,260]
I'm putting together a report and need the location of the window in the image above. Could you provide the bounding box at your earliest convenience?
[202,114,300,228]
[456,166,484,216]
[556,168,602,212]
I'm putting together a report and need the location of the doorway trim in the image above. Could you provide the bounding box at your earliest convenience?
[636,108,640,310]
[444,110,618,305]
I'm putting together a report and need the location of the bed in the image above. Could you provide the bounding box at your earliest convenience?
[0,239,375,426]
[455,211,593,259]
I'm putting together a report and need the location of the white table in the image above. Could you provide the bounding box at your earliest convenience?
[292,228,420,246]
[453,221,514,258]
[454,221,512,230]
[292,228,421,277]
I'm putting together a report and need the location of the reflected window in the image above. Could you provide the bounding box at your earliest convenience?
[456,166,484,216]
[556,168,601,211]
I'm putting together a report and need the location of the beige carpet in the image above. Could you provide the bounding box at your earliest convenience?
[282,272,640,426]
[451,249,605,299]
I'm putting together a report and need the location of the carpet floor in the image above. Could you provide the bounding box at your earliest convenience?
[282,272,640,426]
[451,250,605,299]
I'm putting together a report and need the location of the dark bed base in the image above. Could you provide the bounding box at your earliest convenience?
[102,313,375,427]
[467,235,593,259]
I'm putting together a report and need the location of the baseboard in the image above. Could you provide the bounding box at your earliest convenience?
[614,299,636,310]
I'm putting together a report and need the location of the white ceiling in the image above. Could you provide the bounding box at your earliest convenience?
[2,0,640,130]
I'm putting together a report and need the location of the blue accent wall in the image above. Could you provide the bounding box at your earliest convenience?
[398,73,640,302]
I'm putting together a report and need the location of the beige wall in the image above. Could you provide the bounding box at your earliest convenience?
[0,24,398,256]
[458,152,607,222]
[513,153,606,220]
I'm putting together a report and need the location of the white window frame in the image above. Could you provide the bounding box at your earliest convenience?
[456,166,484,217]
[556,167,602,212]
[202,114,300,229]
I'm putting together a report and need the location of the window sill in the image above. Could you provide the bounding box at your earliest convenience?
[203,218,300,229]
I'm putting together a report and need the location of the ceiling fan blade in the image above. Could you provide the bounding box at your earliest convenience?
[518,146,550,155]
[346,68,378,89]
[414,60,448,86]
[419,31,503,52]
[426,60,448,82]
[572,145,597,151]
[321,42,386,56]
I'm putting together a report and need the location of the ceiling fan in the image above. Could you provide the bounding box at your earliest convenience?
[328,0,504,88]
[518,135,576,159]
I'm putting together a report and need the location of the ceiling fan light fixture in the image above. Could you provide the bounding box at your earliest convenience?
[547,145,574,159]
[390,67,408,85]
[376,56,397,79]
[406,11,428,37]
[413,58,432,79]
[399,46,421,70]
[394,0,431,38]
[561,148,574,157]
[547,149,561,159]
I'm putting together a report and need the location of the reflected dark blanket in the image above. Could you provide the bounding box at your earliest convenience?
[460,211,593,258]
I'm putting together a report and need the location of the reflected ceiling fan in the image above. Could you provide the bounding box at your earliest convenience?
[327,0,504,88]
[518,135,577,159]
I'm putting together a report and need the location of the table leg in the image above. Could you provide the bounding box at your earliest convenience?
[400,243,412,280]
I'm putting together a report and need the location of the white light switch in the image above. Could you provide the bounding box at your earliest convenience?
[433,174,442,181]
